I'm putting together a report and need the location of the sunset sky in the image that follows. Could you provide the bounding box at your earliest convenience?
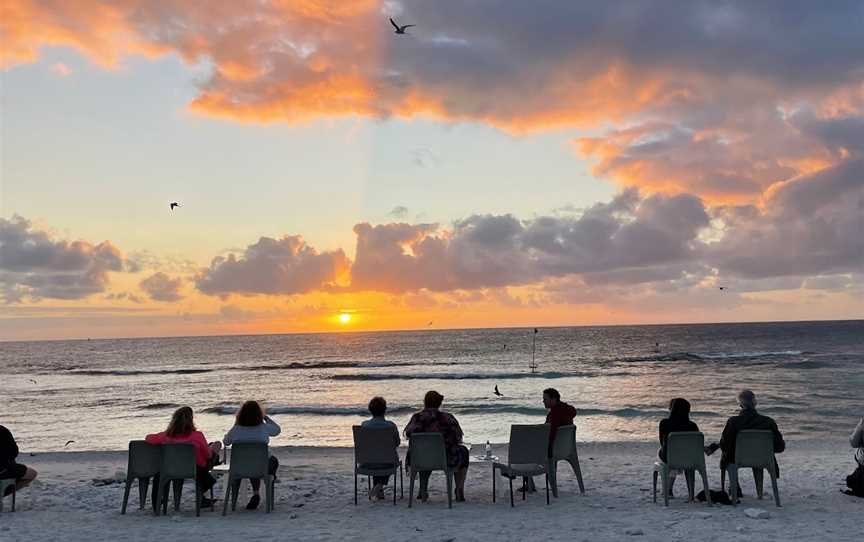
[1,1,862,340]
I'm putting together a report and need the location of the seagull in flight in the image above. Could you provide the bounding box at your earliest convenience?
[64,440,76,448]
[493,385,503,397]
[390,18,415,34]
[169,202,181,210]
[718,286,727,291]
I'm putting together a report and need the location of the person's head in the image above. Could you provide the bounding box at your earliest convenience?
[236,400,265,427]
[368,396,387,417]
[668,397,691,419]
[424,390,444,409]
[166,406,195,437]
[737,389,757,410]
[542,388,561,409]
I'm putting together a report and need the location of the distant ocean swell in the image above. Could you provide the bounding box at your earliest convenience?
[329,370,632,381]
[617,350,810,363]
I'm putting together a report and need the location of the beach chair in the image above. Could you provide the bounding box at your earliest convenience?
[652,432,711,506]
[493,424,551,507]
[222,442,275,515]
[352,426,403,506]
[121,440,161,514]
[548,424,585,497]
[0,479,15,513]
[407,433,454,508]
[154,443,212,517]
[722,430,781,507]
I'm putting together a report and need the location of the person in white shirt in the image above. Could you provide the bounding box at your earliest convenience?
[223,401,281,509]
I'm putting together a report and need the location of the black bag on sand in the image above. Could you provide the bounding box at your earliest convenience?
[696,489,733,505]
[846,465,864,497]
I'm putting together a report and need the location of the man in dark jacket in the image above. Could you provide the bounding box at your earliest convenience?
[0,425,38,495]
[523,388,577,492]
[717,390,784,493]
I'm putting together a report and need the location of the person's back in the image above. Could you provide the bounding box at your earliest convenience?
[851,417,864,467]
[360,396,401,500]
[0,425,17,470]
[223,416,281,445]
[360,416,400,447]
[658,398,699,462]
[719,391,785,468]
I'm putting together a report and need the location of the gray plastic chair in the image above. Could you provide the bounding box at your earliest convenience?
[154,443,210,517]
[222,442,275,515]
[723,430,781,507]
[352,426,403,506]
[407,433,453,508]
[549,424,585,497]
[493,424,551,507]
[121,440,161,514]
[652,432,711,506]
[0,479,15,513]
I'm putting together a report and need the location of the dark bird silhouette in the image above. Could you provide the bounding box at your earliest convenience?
[28,378,37,384]
[428,321,433,327]
[493,385,503,397]
[534,328,538,334]
[169,202,181,210]
[64,440,75,447]
[503,344,507,351]
[390,17,415,34]
[718,286,727,291]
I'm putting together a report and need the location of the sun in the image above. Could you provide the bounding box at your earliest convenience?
[339,312,352,324]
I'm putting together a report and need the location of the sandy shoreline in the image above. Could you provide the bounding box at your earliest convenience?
[1,439,861,541]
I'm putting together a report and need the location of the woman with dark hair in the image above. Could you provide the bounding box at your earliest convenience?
[657,398,699,497]
[360,396,400,499]
[404,390,470,502]
[145,406,222,507]
[223,400,281,509]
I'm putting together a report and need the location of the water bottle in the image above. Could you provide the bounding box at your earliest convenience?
[485,440,492,459]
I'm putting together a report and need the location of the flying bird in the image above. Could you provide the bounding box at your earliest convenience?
[169,202,181,210]
[493,385,503,397]
[718,286,727,291]
[64,440,76,448]
[28,379,37,384]
[390,17,415,34]
[428,321,433,327]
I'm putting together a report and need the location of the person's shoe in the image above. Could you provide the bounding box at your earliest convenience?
[245,494,261,510]
[200,497,217,508]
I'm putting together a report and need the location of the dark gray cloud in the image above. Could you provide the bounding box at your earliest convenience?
[195,235,350,296]
[139,272,184,302]
[0,215,125,302]
[350,190,710,292]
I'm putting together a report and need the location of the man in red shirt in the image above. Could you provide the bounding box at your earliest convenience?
[523,388,577,492]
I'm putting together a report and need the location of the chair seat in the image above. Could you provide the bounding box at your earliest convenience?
[357,463,400,476]
[496,463,547,477]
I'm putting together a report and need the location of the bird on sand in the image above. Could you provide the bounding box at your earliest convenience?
[390,18,415,34]
[493,385,503,397]
[169,202,181,210]
[64,440,75,447]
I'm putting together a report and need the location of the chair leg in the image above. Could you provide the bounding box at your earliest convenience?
[121,479,132,514]
[549,459,558,498]
[720,465,726,492]
[509,476,514,507]
[446,471,453,509]
[753,467,764,499]
[367,475,371,500]
[172,479,183,511]
[138,477,150,510]
[11,486,15,512]
[769,469,781,507]
[222,478,231,515]
[393,468,397,506]
[662,467,670,507]
[408,468,415,508]
[545,472,550,505]
[652,470,658,503]
[492,465,497,503]
[699,467,712,506]
[354,472,358,506]
[570,449,585,494]
[195,482,200,517]
[399,463,404,499]
[231,480,240,511]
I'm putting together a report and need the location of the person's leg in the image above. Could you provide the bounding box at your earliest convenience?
[196,466,217,494]
[418,471,431,499]
[16,467,37,491]
[454,467,468,501]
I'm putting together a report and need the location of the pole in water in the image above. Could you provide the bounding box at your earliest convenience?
[530,327,538,373]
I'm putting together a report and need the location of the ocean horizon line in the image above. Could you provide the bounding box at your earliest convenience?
[1,317,861,344]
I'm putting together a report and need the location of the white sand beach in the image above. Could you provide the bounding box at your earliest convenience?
[1,439,860,542]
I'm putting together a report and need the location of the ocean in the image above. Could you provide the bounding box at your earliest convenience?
[1,320,861,452]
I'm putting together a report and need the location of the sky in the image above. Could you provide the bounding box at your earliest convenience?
[1,0,862,341]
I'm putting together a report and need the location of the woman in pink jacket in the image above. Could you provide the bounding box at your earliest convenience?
[145,406,222,507]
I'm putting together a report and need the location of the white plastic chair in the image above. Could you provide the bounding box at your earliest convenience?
[493,424,551,506]
[652,431,711,506]
[549,424,585,497]
[723,430,781,507]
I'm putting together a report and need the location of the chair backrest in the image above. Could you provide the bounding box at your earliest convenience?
[127,440,161,478]
[159,443,197,479]
[353,426,398,466]
[666,432,706,470]
[735,430,774,468]
[228,442,270,479]
[551,425,576,460]
[408,433,448,471]
[508,424,550,465]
